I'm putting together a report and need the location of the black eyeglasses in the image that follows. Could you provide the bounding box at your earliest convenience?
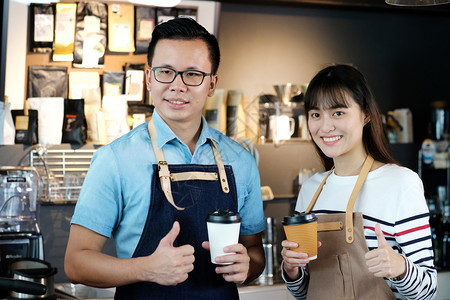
[151,67,213,86]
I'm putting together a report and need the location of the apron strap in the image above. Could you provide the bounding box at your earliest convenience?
[305,168,334,213]
[148,118,184,210]
[305,155,374,244]
[147,118,230,210]
[170,171,218,182]
[209,139,230,194]
[345,155,374,243]
[317,221,343,231]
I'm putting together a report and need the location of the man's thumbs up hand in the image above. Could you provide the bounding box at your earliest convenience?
[160,220,181,247]
[141,221,195,286]
[365,223,406,280]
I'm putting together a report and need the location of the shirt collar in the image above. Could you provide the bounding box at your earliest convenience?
[151,110,219,149]
[198,115,219,145]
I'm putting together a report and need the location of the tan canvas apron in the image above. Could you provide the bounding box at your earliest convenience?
[304,156,396,300]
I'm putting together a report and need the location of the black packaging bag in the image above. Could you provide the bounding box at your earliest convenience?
[134,6,156,54]
[62,99,87,145]
[11,110,39,145]
[156,7,177,25]
[73,2,107,68]
[124,63,145,73]
[128,102,154,129]
[177,7,197,20]
[103,71,125,96]
[30,4,55,53]
[28,65,68,98]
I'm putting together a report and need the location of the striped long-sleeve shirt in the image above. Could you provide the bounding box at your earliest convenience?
[284,164,437,299]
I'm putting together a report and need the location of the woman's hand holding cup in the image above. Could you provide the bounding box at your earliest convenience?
[281,213,320,281]
[281,240,321,281]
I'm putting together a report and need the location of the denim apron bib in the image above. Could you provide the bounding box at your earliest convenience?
[304,156,396,300]
[114,118,239,300]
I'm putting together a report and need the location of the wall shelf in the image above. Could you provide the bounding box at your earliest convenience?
[213,0,450,14]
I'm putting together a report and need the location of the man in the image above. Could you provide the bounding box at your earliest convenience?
[64,17,266,299]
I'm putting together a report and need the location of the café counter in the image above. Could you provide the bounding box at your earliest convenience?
[54,271,450,299]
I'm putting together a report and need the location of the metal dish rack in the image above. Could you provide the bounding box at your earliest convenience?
[29,148,96,203]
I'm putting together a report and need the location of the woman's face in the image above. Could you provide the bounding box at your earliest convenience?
[307,95,367,161]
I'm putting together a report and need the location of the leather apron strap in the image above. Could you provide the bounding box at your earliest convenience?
[209,139,230,194]
[305,155,374,243]
[147,118,230,210]
[344,155,374,243]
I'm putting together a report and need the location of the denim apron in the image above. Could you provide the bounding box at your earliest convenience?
[114,119,239,300]
[304,156,396,300]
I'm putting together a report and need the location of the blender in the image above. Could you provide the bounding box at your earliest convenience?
[0,166,44,297]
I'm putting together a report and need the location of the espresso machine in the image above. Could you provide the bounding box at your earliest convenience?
[259,83,310,144]
[0,167,44,285]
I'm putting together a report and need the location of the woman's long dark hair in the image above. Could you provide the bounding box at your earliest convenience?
[304,64,397,170]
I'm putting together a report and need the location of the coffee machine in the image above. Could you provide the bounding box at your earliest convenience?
[259,84,310,144]
[0,167,44,281]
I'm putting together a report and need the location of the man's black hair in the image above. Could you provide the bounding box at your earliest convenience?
[147,18,220,74]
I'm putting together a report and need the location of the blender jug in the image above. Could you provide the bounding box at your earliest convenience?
[0,167,44,283]
[0,167,41,233]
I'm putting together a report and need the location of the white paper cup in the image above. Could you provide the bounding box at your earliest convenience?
[206,210,242,265]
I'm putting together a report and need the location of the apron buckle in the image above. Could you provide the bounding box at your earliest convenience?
[158,161,168,170]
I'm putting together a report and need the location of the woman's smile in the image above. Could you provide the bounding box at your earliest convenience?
[322,135,342,143]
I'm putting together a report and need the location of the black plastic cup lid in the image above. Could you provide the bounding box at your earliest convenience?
[206,209,242,223]
[282,212,317,225]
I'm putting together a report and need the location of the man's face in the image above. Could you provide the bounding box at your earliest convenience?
[146,38,218,127]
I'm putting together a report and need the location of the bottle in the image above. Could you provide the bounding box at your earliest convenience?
[422,139,436,166]
[385,112,398,143]
[442,198,450,270]
[431,100,449,141]
[428,197,442,268]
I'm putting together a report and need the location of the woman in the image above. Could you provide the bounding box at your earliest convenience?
[281,64,437,299]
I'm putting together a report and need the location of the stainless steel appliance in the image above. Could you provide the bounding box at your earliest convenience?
[273,83,301,107]
[259,217,279,284]
[259,91,308,143]
[0,167,44,298]
[9,258,57,299]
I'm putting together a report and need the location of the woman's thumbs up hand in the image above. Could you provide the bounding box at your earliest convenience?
[364,223,407,280]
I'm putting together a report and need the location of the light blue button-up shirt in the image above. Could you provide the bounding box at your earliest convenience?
[71,110,266,258]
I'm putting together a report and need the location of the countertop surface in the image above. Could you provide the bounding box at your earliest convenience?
[53,271,450,299]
